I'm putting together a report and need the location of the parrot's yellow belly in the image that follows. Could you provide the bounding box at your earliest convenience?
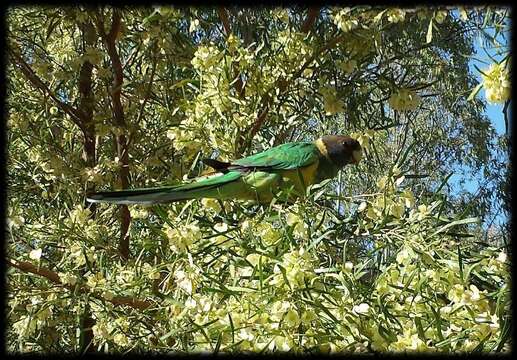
[279,160,319,192]
[203,161,320,203]
[243,161,320,203]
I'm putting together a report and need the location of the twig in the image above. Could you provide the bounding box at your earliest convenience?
[301,7,320,33]
[240,32,346,154]
[8,46,85,131]
[217,7,231,35]
[7,258,154,310]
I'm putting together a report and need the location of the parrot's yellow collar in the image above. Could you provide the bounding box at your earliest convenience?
[315,138,331,161]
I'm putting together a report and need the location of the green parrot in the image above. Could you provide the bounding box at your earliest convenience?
[86,135,362,205]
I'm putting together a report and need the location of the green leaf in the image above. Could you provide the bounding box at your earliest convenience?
[426,19,433,43]
[214,332,223,353]
[473,63,490,77]
[467,83,483,101]
[414,317,426,341]
[228,313,235,344]
[431,217,479,237]
[374,9,387,23]
[225,286,257,293]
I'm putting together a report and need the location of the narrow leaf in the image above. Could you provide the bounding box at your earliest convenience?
[426,20,434,43]
[467,83,483,101]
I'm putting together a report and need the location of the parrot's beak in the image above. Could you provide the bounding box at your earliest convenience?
[351,149,362,165]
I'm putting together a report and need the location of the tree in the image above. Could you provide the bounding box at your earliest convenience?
[6,6,510,353]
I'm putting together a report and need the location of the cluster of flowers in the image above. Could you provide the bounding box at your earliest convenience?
[482,61,511,104]
[319,86,345,115]
[388,88,422,111]
[332,8,359,33]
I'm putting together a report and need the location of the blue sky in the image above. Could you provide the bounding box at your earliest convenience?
[447,23,509,228]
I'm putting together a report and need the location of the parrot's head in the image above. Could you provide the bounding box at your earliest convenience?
[320,135,362,167]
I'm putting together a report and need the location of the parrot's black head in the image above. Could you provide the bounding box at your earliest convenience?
[320,135,362,168]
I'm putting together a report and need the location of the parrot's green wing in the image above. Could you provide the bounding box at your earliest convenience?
[232,142,320,170]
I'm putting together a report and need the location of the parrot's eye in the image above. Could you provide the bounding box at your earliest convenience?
[342,138,357,148]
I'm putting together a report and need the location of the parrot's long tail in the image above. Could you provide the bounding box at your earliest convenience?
[87,172,241,205]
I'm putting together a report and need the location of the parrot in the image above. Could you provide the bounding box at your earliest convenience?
[86,135,362,205]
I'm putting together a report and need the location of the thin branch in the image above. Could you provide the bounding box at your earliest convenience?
[217,7,231,36]
[8,258,62,283]
[7,258,154,310]
[301,7,320,33]
[240,32,346,154]
[8,46,85,131]
[248,106,270,144]
[95,9,131,260]
[128,50,158,149]
[217,7,245,100]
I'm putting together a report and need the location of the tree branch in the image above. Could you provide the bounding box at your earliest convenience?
[7,258,154,311]
[301,7,320,33]
[8,46,85,132]
[217,7,231,36]
[95,9,131,260]
[217,7,245,100]
[78,21,98,216]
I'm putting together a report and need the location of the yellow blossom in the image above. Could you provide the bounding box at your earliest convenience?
[481,61,511,104]
[284,308,301,327]
[58,272,78,286]
[201,198,222,213]
[165,222,202,253]
[113,333,130,347]
[401,189,415,208]
[387,9,406,23]
[320,86,345,115]
[69,205,92,225]
[338,59,357,74]
[388,88,421,111]
[390,202,405,219]
[86,272,106,290]
[333,8,359,33]
[434,10,448,24]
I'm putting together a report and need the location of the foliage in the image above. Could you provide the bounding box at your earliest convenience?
[6,5,510,353]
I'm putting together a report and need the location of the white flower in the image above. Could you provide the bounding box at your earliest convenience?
[29,248,42,260]
[344,261,354,272]
[189,19,200,33]
[214,222,228,233]
[353,303,370,315]
[497,250,507,263]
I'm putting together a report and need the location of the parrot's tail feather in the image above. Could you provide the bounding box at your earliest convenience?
[202,158,232,172]
[87,172,242,205]
[87,187,184,205]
